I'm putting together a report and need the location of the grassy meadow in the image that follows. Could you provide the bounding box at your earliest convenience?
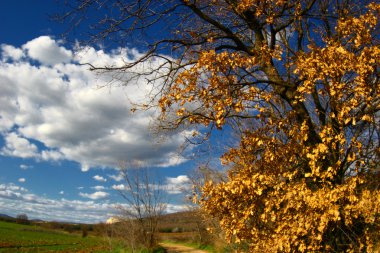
[0,220,125,253]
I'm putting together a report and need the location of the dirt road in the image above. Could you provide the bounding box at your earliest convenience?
[160,243,208,253]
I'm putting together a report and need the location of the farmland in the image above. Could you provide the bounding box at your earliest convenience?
[0,211,220,253]
[0,220,123,253]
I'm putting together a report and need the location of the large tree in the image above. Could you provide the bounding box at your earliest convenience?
[63,0,380,251]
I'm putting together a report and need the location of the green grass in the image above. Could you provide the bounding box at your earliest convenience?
[0,220,124,252]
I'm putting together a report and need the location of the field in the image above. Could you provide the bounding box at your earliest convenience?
[0,211,216,253]
[0,221,123,253]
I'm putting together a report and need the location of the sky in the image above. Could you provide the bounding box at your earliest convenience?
[0,0,210,223]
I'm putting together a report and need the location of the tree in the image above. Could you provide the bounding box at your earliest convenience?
[81,224,88,238]
[62,1,380,252]
[115,167,167,252]
[16,213,29,225]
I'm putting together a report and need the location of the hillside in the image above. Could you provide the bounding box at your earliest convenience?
[158,211,202,232]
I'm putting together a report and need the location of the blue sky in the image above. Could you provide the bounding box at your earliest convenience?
[0,0,209,223]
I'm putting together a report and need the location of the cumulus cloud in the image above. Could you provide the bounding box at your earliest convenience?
[0,36,189,171]
[110,175,192,194]
[41,150,64,161]
[92,185,106,191]
[108,173,124,182]
[22,36,72,65]
[1,44,24,61]
[111,184,128,191]
[165,175,191,194]
[79,191,109,200]
[1,133,64,162]
[167,175,190,185]
[20,164,32,170]
[93,175,107,182]
[1,133,39,158]
[18,178,26,183]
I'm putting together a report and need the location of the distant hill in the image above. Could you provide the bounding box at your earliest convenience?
[30,219,45,222]
[106,211,202,233]
[0,213,13,218]
[158,211,202,233]
[0,213,15,221]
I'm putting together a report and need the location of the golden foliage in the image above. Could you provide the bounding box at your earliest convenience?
[158,2,380,252]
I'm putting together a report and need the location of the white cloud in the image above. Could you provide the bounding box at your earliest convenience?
[92,185,106,191]
[1,133,64,162]
[110,176,192,194]
[165,175,191,194]
[81,164,90,172]
[166,204,188,213]
[41,150,64,161]
[59,191,64,195]
[1,133,39,159]
[111,184,128,191]
[0,182,187,223]
[22,36,72,65]
[20,164,31,170]
[167,175,190,185]
[79,191,109,200]
[93,175,107,182]
[0,36,188,171]
[0,183,116,223]
[1,44,24,61]
[18,178,26,183]
[0,183,27,192]
[108,173,124,182]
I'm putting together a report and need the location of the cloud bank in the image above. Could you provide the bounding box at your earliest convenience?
[79,191,109,200]
[0,183,188,223]
[110,175,191,195]
[0,36,187,171]
[0,183,116,223]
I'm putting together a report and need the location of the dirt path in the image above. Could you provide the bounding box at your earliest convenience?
[160,243,208,253]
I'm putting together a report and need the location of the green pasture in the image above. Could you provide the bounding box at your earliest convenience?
[0,221,124,253]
